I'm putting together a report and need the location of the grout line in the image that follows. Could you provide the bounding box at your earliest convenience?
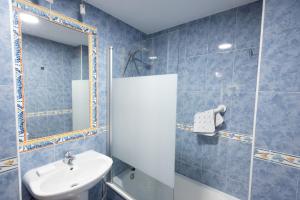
[248,0,266,199]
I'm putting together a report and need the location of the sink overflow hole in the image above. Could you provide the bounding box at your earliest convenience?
[70,183,79,188]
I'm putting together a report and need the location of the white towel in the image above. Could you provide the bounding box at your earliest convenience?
[215,113,224,127]
[193,110,215,133]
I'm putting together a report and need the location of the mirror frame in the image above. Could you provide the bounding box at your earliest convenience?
[12,0,99,152]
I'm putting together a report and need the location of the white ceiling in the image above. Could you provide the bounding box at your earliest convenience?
[86,0,257,34]
[22,16,88,46]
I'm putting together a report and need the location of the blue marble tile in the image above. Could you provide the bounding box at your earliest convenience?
[251,159,299,200]
[47,86,65,110]
[0,169,19,200]
[85,133,107,154]
[20,146,55,175]
[255,92,300,155]
[63,113,73,132]
[54,139,86,160]
[185,18,209,57]
[233,48,259,92]
[27,86,48,112]
[179,132,203,169]
[84,3,110,36]
[176,161,201,182]
[99,90,107,126]
[201,137,228,176]
[208,9,236,53]
[178,55,206,91]
[260,27,300,92]
[235,1,262,49]
[230,92,256,135]
[175,129,186,162]
[26,116,49,139]
[176,91,206,123]
[226,178,249,200]
[50,0,81,20]
[0,5,13,86]
[62,87,72,109]
[264,0,300,34]
[152,33,168,75]
[0,86,17,159]
[226,140,251,182]
[200,169,227,192]
[167,30,179,73]
[206,51,234,92]
[178,26,187,62]
[47,115,65,135]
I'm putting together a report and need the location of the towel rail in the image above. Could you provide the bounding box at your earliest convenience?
[213,105,226,114]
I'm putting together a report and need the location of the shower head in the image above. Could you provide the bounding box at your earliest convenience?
[123,47,153,77]
[130,47,149,55]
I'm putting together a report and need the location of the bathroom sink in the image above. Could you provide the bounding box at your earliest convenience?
[23,150,113,200]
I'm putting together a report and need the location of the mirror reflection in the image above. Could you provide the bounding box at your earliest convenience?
[22,14,91,139]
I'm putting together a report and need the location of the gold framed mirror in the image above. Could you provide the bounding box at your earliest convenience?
[12,0,99,152]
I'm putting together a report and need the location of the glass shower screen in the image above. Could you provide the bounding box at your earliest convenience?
[111,74,177,200]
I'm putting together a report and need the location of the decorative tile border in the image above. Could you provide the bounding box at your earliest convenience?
[26,109,72,118]
[12,0,99,151]
[12,0,96,34]
[19,126,107,152]
[176,123,193,132]
[254,148,300,169]
[218,130,253,144]
[0,157,18,174]
[176,123,253,144]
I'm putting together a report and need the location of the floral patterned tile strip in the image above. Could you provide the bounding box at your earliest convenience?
[176,123,253,144]
[254,148,300,169]
[0,157,18,174]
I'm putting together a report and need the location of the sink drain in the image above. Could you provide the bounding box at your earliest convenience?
[70,183,79,188]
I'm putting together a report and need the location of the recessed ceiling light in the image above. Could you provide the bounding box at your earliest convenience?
[148,56,158,60]
[218,43,232,50]
[20,13,39,24]
[215,71,223,78]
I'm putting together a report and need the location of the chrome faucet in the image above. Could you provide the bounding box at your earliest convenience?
[64,151,75,166]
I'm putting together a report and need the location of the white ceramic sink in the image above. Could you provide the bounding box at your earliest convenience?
[23,150,113,200]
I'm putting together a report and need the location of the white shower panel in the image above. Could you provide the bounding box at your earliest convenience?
[72,80,90,130]
[112,74,177,188]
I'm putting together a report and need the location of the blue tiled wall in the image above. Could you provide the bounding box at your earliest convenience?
[251,0,300,199]
[0,0,20,199]
[23,34,90,139]
[2,0,299,199]
[130,1,262,199]
[17,0,144,199]
[23,34,76,139]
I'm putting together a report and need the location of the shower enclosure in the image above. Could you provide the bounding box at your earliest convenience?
[106,2,262,198]
[106,45,177,200]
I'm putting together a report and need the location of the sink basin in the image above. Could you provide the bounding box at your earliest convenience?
[23,150,113,200]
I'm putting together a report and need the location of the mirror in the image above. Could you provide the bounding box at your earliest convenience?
[21,14,92,140]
